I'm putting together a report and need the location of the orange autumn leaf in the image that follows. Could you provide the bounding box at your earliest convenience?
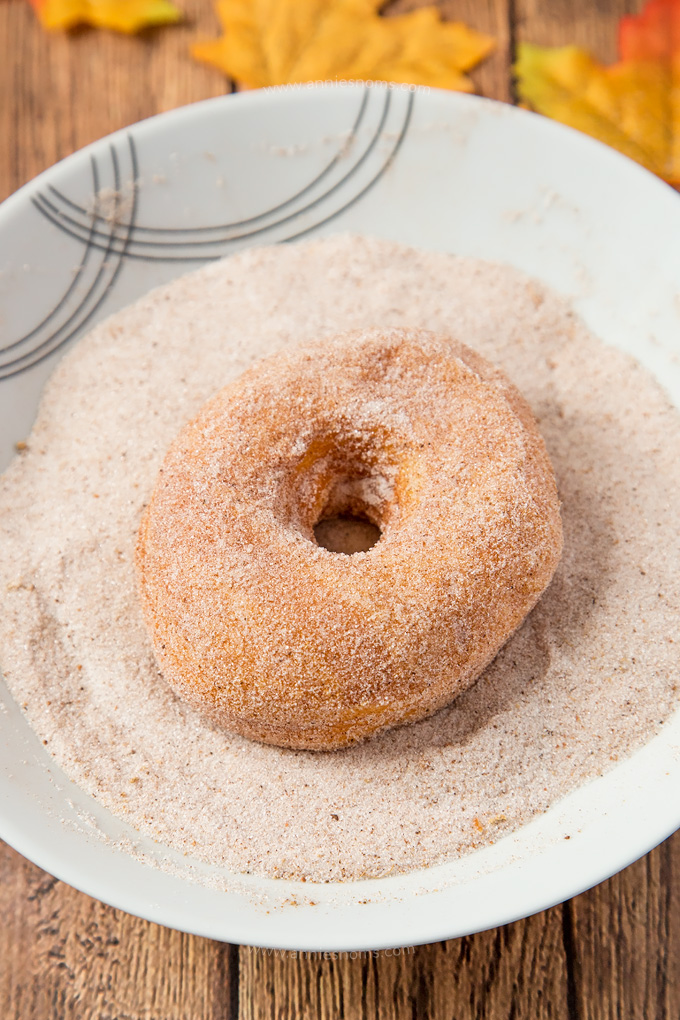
[515,0,680,188]
[28,0,181,32]
[192,0,495,92]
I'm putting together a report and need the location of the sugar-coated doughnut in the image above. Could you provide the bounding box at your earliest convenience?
[136,327,563,750]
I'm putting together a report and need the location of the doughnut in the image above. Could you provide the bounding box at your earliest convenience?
[136,327,563,750]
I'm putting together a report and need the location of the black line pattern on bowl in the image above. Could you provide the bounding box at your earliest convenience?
[282,90,413,243]
[37,89,386,254]
[2,88,413,377]
[0,142,139,381]
[32,89,407,260]
[0,157,99,359]
[46,89,371,237]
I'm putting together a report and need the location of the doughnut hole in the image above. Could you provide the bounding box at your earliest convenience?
[313,515,381,554]
[285,427,401,555]
[312,476,384,554]
[312,470,388,555]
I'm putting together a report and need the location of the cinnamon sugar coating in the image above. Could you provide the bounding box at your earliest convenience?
[136,327,563,750]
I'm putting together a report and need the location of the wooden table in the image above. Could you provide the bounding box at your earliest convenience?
[1,1,678,1016]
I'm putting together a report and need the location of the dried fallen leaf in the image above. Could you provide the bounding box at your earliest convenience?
[28,0,181,32]
[515,0,680,187]
[192,0,495,92]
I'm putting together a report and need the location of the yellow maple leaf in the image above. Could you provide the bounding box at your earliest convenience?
[192,0,495,92]
[29,0,181,33]
[515,0,680,187]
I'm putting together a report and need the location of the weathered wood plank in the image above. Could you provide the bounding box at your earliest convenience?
[0,0,229,203]
[240,905,572,1020]
[514,0,641,61]
[564,836,680,1020]
[0,840,236,1020]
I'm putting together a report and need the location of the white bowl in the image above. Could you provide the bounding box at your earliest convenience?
[1,85,680,950]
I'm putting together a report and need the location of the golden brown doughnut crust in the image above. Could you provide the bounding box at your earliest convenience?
[136,327,563,750]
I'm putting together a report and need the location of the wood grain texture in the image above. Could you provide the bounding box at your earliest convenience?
[1,0,679,1017]
[0,0,230,204]
[514,0,640,61]
[0,841,238,1020]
